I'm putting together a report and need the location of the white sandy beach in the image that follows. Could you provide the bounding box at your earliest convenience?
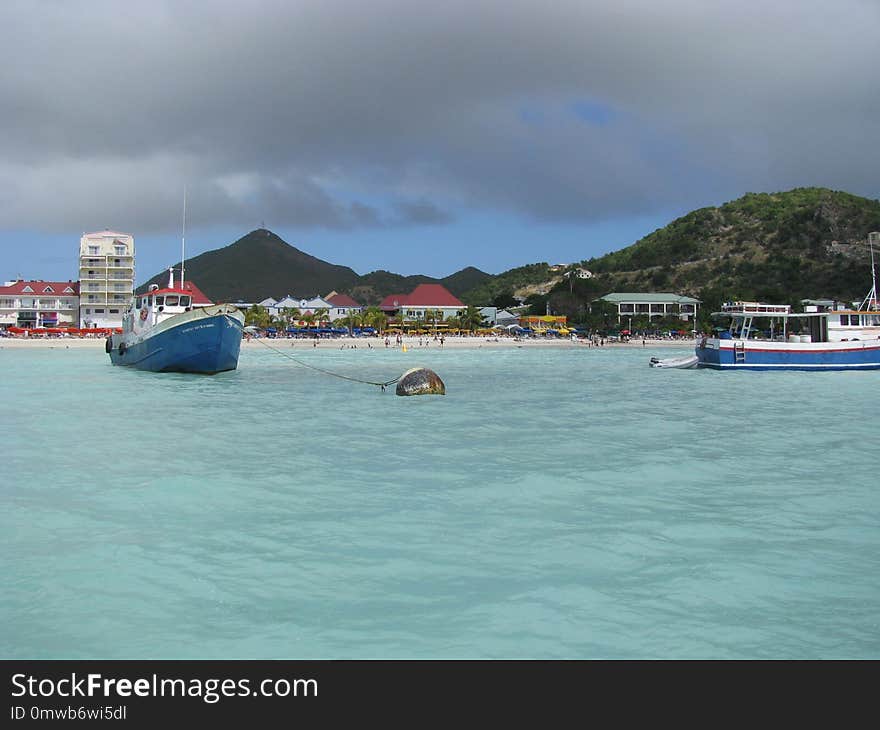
[0,334,691,350]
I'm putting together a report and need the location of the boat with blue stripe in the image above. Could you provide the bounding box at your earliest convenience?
[695,299,880,371]
[696,231,880,371]
[107,272,244,374]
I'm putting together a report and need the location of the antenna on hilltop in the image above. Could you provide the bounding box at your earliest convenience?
[861,232,879,311]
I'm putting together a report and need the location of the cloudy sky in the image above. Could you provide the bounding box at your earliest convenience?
[1,0,878,284]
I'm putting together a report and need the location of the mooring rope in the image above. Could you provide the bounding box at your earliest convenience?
[248,336,401,391]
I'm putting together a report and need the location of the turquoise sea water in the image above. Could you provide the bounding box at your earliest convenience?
[2,342,879,659]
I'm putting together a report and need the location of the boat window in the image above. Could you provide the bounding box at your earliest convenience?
[165,296,179,306]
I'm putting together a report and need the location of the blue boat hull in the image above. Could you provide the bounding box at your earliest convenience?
[109,313,242,374]
[696,341,880,371]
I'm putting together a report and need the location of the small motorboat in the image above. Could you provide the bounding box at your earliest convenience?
[649,355,699,369]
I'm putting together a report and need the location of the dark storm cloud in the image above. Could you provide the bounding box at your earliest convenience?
[1,0,877,234]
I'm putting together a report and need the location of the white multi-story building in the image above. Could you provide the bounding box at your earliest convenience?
[78,230,135,329]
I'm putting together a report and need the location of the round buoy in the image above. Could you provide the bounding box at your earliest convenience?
[395,367,445,396]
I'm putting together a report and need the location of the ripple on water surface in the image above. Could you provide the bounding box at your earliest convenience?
[2,345,879,657]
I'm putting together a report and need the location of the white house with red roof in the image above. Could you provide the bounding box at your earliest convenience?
[325,292,362,321]
[0,279,80,329]
[379,283,466,322]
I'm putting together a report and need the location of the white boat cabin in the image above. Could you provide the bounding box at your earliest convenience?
[714,301,880,344]
[124,269,210,331]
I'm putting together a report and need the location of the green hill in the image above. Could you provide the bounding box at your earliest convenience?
[137,188,880,320]
[440,266,494,297]
[346,267,491,306]
[138,229,360,301]
[138,229,492,306]
[581,187,880,308]
[346,270,436,307]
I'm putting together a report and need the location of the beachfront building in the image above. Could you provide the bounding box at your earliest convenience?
[0,280,80,330]
[379,284,466,326]
[249,295,335,324]
[276,295,333,322]
[520,315,568,332]
[78,230,135,329]
[598,292,700,323]
[476,307,519,327]
[326,292,362,321]
[495,309,520,327]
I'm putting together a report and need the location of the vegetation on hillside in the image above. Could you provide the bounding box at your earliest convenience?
[138,229,359,301]
[459,263,555,306]
[580,187,880,316]
[138,189,880,332]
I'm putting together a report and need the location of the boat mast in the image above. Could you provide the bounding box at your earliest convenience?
[862,232,879,311]
[180,186,187,289]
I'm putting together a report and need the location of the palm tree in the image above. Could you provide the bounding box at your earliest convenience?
[445,313,463,333]
[283,307,301,327]
[272,311,289,333]
[424,308,442,334]
[245,305,270,328]
[362,306,387,333]
[459,305,485,332]
[301,312,316,332]
[338,310,363,333]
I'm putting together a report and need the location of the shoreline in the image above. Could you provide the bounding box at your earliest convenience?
[0,335,693,351]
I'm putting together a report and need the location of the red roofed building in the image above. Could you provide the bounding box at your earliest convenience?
[405,284,465,308]
[379,294,407,312]
[379,283,466,324]
[325,292,362,321]
[0,279,80,329]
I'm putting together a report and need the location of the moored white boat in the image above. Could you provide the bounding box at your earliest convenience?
[696,232,880,371]
[695,302,880,371]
